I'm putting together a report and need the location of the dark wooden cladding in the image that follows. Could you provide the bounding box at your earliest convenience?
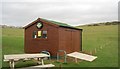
[58,27,81,54]
[24,18,82,56]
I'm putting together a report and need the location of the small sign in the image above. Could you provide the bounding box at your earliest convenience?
[38,31,41,37]
[37,22,43,29]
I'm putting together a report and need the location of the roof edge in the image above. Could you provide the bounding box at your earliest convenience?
[23,18,83,31]
[23,18,40,29]
[23,18,59,29]
[59,25,83,31]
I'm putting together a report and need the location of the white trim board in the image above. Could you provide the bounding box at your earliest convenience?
[17,64,55,69]
[67,52,97,62]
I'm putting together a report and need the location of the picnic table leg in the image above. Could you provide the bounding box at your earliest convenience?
[36,58,42,64]
[75,58,78,63]
[9,60,15,69]
[41,58,44,65]
[37,58,40,61]
[9,61,12,68]
[11,60,15,69]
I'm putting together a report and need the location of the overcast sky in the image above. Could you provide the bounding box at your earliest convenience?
[1,0,119,26]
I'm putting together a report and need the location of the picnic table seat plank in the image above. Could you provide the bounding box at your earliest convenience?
[4,54,50,60]
[67,52,97,62]
[17,64,55,69]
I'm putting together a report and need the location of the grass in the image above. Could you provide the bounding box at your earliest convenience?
[0,27,2,68]
[2,28,24,55]
[78,25,118,67]
[1,25,118,68]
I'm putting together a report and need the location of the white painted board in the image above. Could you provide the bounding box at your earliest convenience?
[18,64,55,69]
[4,53,50,60]
[67,52,97,62]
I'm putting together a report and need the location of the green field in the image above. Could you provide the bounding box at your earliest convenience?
[1,25,118,68]
[0,27,2,69]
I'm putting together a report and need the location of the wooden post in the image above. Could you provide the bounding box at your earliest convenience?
[95,48,96,53]
[90,51,92,55]
[75,58,78,63]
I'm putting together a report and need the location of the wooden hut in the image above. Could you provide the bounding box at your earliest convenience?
[24,18,82,56]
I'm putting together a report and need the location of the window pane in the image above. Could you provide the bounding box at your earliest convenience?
[33,31,37,38]
[43,31,47,38]
[43,31,47,34]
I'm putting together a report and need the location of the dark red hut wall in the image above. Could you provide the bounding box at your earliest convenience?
[24,22,59,55]
[58,27,81,53]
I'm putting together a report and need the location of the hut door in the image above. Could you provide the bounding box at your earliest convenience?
[72,30,80,52]
[65,30,73,53]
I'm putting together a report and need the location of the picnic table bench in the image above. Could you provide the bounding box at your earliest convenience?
[4,53,55,69]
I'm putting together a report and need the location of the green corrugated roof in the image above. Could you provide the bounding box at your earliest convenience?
[41,18,73,27]
[41,18,82,30]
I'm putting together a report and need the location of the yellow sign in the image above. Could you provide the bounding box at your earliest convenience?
[38,31,41,36]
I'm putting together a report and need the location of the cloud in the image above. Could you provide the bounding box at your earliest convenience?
[1,0,119,26]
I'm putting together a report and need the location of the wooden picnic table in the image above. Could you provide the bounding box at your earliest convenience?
[4,53,51,69]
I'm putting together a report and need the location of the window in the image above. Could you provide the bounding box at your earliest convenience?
[38,31,42,38]
[42,31,47,38]
[33,30,47,39]
[33,31,37,38]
